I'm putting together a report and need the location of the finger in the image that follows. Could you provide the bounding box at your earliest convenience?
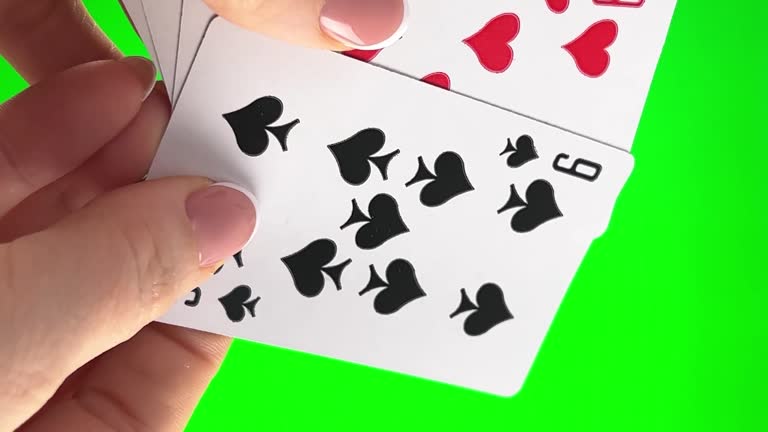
[21,325,230,432]
[0,57,156,216]
[205,0,408,50]
[0,180,257,431]
[0,0,119,83]
[0,84,171,242]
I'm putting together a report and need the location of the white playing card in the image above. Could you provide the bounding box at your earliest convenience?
[140,0,183,97]
[149,18,635,396]
[351,0,677,151]
[121,0,161,70]
[173,0,216,104]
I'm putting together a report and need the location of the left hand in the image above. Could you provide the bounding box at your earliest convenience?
[0,0,237,430]
[0,1,407,430]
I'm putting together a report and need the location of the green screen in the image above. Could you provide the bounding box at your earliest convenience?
[1,1,764,430]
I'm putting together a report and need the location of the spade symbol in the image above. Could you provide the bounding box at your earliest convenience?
[281,239,352,298]
[450,284,513,336]
[359,260,427,315]
[328,128,401,186]
[223,96,300,157]
[500,135,538,168]
[498,180,563,233]
[340,194,409,250]
[405,152,474,207]
[218,285,261,323]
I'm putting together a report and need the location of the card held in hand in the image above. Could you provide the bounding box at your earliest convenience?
[148,18,634,396]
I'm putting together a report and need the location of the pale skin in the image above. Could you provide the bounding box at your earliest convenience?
[0,0,404,430]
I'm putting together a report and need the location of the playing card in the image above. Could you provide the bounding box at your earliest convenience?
[173,0,216,104]
[149,18,634,396]
[349,0,677,151]
[121,0,161,70]
[140,0,183,96]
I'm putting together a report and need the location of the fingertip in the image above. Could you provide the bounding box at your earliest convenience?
[185,183,258,267]
[118,56,157,101]
[204,0,400,50]
[320,0,408,50]
[210,182,261,245]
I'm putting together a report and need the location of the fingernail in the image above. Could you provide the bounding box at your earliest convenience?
[119,56,157,101]
[320,0,408,50]
[186,183,258,267]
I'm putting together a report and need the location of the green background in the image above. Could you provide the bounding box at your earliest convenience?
[1,1,765,430]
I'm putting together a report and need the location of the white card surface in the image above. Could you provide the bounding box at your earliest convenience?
[140,0,182,96]
[356,0,677,151]
[173,0,216,104]
[122,0,161,69]
[149,18,634,396]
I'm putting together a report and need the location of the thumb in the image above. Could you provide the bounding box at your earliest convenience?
[204,0,408,50]
[0,179,257,429]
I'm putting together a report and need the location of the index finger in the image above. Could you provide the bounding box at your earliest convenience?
[0,0,119,83]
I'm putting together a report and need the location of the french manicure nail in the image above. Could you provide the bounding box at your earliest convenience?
[186,183,258,267]
[119,56,157,101]
[320,0,408,50]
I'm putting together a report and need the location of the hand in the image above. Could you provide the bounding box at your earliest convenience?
[205,0,408,50]
[0,0,406,430]
[0,56,259,431]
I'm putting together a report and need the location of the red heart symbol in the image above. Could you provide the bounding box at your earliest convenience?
[421,72,451,90]
[343,49,383,63]
[463,13,521,74]
[562,20,618,78]
[546,0,569,14]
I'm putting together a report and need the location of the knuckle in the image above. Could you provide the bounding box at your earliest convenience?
[74,386,147,432]
[0,0,75,37]
[150,324,228,370]
[114,220,180,320]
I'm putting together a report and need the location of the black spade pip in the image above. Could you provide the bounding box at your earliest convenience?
[498,180,563,233]
[359,260,427,315]
[218,285,261,323]
[500,135,539,168]
[406,152,474,207]
[340,194,409,250]
[223,96,300,157]
[328,128,400,186]
[450,284,513,336]
[281,239,352,298]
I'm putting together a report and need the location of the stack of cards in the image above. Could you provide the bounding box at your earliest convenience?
[124,0,676,396]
